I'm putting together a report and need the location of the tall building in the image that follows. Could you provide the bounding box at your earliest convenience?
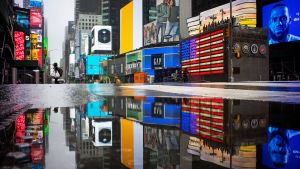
[101,0,129,53]
[74,0,102,23]
[77,13,102,31]
[63,21,75,82]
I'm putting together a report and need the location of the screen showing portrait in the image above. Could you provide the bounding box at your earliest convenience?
[263,0,300,44]
[262,126,300,169]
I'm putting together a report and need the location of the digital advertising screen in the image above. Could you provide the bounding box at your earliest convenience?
[14,31,25,60]
[92,121,113,147]
[181,29,225,76]
[30,0,42,8]
[263,0,300,45]
[87,100,111,118]
[262,126,300,169]
[144,0,180,46]
[126,50,142,75]
[15,7,30,30]
[120,0,143,54]
[30,9,42,28]
[86,55,109,75]
[91,26,112,52]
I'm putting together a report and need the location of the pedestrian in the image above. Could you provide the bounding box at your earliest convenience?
[51,62,60,84]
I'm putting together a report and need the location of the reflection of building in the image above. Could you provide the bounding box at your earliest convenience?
[181,98,268,146]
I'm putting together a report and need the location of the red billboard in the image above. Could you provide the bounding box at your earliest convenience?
[14,31,25,60]
[181,29,225,76]
[30,9,42,28]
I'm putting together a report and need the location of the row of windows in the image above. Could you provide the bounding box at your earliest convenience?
[79,23,99,26]
[80,19,99,22]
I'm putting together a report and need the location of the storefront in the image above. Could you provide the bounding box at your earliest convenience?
[142,46,180,83]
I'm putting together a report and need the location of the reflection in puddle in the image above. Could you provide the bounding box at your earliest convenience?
[0,96,299,169]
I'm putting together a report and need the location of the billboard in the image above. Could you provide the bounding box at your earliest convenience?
[14,0,24,8]
[126,50,142,75]
[120,0,143,54]
[263,0,300,45]
[30,0,42,8]
[187,0,257,36]
[86,55,109,75]
[87,100,111,118]
[144,0,180,46]
[91,26,112,52]
[31,29,43,48]
[15,7,30,30]
[92,121,112,147]
[30,9,42,28]
[121,119,143,169]
[14,31,25,60]
[262,127,300,169]
[181,29,225,76]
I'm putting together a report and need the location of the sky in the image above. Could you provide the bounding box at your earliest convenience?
[44,0,74,65]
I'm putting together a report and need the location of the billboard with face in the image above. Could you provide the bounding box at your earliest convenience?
[263,0,300,45]
[14,31,25,60]
[144,0,180,46]
[30,9,42,28]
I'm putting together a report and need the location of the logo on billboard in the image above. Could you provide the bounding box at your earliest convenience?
[259,44,267,55]
[152,54,164,69]
[250,44,259,54]
[242,43,250,54]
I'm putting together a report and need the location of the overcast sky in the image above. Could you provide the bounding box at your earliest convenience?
[44,0,74,65]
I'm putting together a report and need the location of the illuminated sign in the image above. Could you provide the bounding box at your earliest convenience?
[263,0,300,45]
[126,50,142,75]
[187,0,257,36]
[144,0,180,46]
[30,0,42,8]
[181,29,225,76]
[152,54,164,69]
[14,31,25,60]
[30,9,42,28]
[91,26,112,52]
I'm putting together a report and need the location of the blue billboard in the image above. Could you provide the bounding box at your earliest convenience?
[87,100,112,117]
[262,126,300,169]
[30,0,42,8]
[263,0,300,44]
[86,55,109,75]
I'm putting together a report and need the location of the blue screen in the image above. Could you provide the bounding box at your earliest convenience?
[262,126,300,169]
[30,0,42,8]
[263,0,300,44]
[87,100,111,117]
[86,55,109,75]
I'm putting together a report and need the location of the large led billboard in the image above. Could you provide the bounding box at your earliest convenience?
[126,50,142,75]
[14,31,25,60]
[15,7,30,30]
[86,55,109,75]
[187,0,257,36]
[181,29,225,76]
[144,0,180,46]
[263,0,300,45]
[91,26,112,52]
[120,0,143,54]
[30,9,42,28]
[92,121,112,147]
[262,127,300,169]
[30,0,42,8]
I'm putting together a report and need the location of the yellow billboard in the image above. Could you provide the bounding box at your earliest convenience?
[120,1,133,54]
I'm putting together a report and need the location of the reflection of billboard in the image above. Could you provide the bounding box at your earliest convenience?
[121,119,143,169]
[126,50,142,75]
[144,126,180,168]
[91,26,112,52]
[87,100,111,117]
[143,0,180,46]
[15,7,30,29]
[262,127,300,169]
[30,0,42,8]
[120,0,143,54]
[14,31,25,60]
[92,121,112,147]
[187,136,257,168]
[263,0,300,45]
[30,9,42,28]
[187,0,257,36]
[126,97,143,121]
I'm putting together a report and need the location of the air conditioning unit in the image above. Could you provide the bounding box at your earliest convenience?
[92,120,112,146]
[91,26,112,52]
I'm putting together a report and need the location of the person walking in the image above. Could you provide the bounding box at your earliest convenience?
[51,63,60,84]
